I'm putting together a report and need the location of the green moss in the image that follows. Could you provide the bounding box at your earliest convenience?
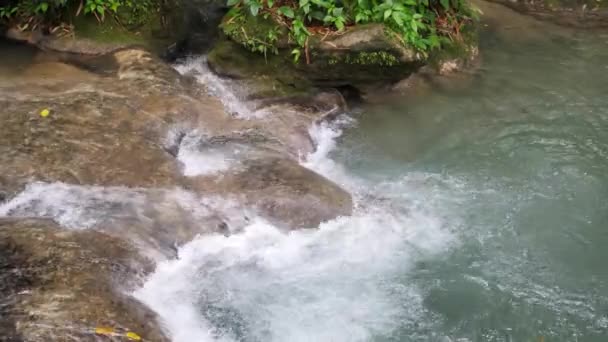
[325,51,400,67]
[221,13,286,56]
[427,20,478,70]
[72,15,147,45]
[69,4,178,54]
[208,38,313,97]
[345,51,399,66]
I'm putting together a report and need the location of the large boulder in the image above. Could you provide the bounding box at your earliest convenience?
[187,157,353,229]
[0,218,169,341]
[209,21,425,91]
[208,13,478,93]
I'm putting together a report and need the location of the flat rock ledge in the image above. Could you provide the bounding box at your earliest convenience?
[0,218,169,341]
[0,44,353,340]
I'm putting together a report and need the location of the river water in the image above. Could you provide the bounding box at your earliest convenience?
[2,4,607,342]
[133,12,608,342]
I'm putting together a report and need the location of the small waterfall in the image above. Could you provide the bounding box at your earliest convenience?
[174,57,265,119]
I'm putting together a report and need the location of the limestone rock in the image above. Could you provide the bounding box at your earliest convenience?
[0,218,169,341]
[188,157,353,229]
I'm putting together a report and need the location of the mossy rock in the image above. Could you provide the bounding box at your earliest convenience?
[427,21,479,74]
[208,38,314,98]
[212,13,429,90]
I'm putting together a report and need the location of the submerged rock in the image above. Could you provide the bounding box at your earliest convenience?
[0,218,169,341]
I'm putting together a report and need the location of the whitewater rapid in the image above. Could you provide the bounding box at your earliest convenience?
[132,61,458,341]
[0,57,461,342]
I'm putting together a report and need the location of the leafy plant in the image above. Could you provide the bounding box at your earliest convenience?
[0,0,159,26]
[225,0,474,61]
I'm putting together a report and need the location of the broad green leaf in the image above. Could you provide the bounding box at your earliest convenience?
[227,0,240,6]
[440,0,450,10]
[391,11,403,26]
[279,6,295,18]
[383,9,392,20]
[335,17,345,30]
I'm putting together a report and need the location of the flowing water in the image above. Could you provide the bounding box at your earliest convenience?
[2,6,608,342]
[134,21,608,342]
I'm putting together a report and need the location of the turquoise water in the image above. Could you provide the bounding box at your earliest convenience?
[3,8,606,342]
[335,17,608,342]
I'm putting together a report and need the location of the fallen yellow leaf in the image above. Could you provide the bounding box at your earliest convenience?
[94,327,115,335]
[126,331,142,341]
[40,109,50,117]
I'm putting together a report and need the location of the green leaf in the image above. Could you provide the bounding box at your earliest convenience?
[279,6,295,18]
[311,10,324,21]
[440,0,450,10]
[391,11,403,26]
[37,2,49,13]
[335,17,345,30]
[291,48,302,63]
[227,0,240,5]
[383,9,392,20]
[268,0,274,7]
[249,2,261,16]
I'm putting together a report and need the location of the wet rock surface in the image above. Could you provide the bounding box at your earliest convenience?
[0,42,353,340]
[188,157,353,229]
[0,48,228,197]
[0,218,168,341]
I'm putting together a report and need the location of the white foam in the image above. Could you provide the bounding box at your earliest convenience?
[134,113,459,341]
[174,57,264,119]
[176,132,235,177]
[0,182,249,233]
[302,116,360,191]
[135,202,452,342]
